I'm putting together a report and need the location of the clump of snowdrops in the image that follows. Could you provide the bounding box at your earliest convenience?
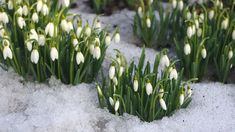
[96,48,194,122]
[175,0,235,83]
[0,0,120,84]
[133,0,186,48]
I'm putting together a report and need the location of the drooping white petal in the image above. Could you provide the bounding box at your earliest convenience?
[30,49,39,64]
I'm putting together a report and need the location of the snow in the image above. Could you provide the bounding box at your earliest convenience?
[0,0,235,131]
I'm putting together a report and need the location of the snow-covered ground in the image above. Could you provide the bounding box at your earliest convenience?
[0,1,235,132]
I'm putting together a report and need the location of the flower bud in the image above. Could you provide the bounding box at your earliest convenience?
[232,29,235,40]
[32,12,39,23]
[133,79,138,92]
[89,44,94,54]
[201,48,207,59]
[179,93,184,106]
[3,45,13,60]
[138,7,143,17]
[178,0,184,11]
[30,49,39,64]
[105,34,111,46]
[221,18,229,30]
[29,29,39,42]
[42,4,49,16]
[114,33,120,43]
[186,12,191,20]
[62,0,70,7]
[199,13,204,23]
[16,6,23,16]
[209,10,214,20]
[159,54,170,69]
[93,45,101,60]
[8,0,13,10]
[50,47,59,61]
[109,65,115,79]
[72,39,78,47]
[60,19,68,32]
[109,97,114,106]
[37,0,43,13]
[95,20,101,31]
[187,26,193,38]
[114,100,120,112]
[76,26,82,38]
[184,43,191,55]
[0,12,9,24]
[112,77,118,86]
[22,5,28,16]
[159,98,167,110]
[17,17,26,29]
[146,82,153,96]
[67,21,73,33]
[146,17,151,28]
[76,52,84,65]
[26,42,32,51]
[97,85,103,97]
[169,68,178,80]
[172,0,177,9]
[45,22,55,37]
[159,88,164,98]
[119,66,124,77]
[228,50,233,60]
[38,34,45,46]
[187,87,192,98]
[197,28,202,37]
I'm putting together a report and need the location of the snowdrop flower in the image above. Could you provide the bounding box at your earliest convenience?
[29,29,39,42]
[149,0,153,4]
[194,19,199,29]
[89,44,94,54]
[67,21,73,33]
[112,77,118,86]
[114,100,120,112]
[179,93,184,106]
[159,54,170,69]
[209,10,214,20]
[187,26,193,38]
[184,43,191,55]
[159,88,164,98]
[50,47,59,61]
[72,39,78,47]
[45,22,55,37]
[133,79,138,92]
[186,12,191,20]
[16,6,23,16]
[146,81,153,96]
[220,2,223,9]
[30,49,39,64]
[38,34,45,46]
[95,19,101,31]
[197,28,202,37]
[85,26,91,36]
[159,98,167,110]
[109,97,114,106]
[0,12,9,24]
[76,26,82,38]
[172,0,177,9]
[221,18,229,30]
[105,34,111,46]
[32,12,39,23]
[62,0,70,7]
[169,68,178,80]
[42,4,49,16]
[37,0,43,12]
[138,7,143,17]
[76,52,84,65]
[228,50,233,60]
[201,48,207,59]
[199,13,204,23]
[3,45,13,60]
[187,87,192,98]
[17,17,26,29]
[26,42,32,51]
[146,17,151,28]
[232,29,235,40]
[8,0,13,10]
[60,19,68,32]
[109,65,115,79]
[22,5,28,16]
[93,45,101,59]
[114,33,120,43]
[178,0,184,11]
[118,66,124,77]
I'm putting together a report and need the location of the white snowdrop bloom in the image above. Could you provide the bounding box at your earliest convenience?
[201,48,207,59]
[32,12,39,23]
[146,82,153,96]
[85,26,91,36]
[159,88,164,98]
[26,42,32,51]
[220,2,223,9]
[67,21,73,33]
[60,19,68,32]
[45,22,55,37]
[42,4,49,16]
[228,50,233,60]
[192,25,196,35]
[17,17,26,29]
[159,98,167,110]
[109,65,115,79]
[37,0,43,12]
[149,0,153,4]
[16,6,23,16]
[184,43,191,55]
[105,35,111,46]
[76,52,84,65]
[160,54,170,69]
[116,57,121,65]
[187,26,193,38]
[133,79,138,92]
[215,0,220,6]
[30,49,39,64]
[29,29,39,42]
[38,34,45,46]
[146,17,151,28]
[95,37,100,46]
[169,68,178,80]
[113,77,118,86]
[138,7,143,17]
[232,29,235,40]
[178,0,184,11]
[209,10,214,20]
[195,19,199,29]
[114,100,120,112]
[199,13,204,23]
[119,66,124,77]
[109,97,114,106]
[114,33,120,43]
[76,27,82,38]
[62,0,70,7]
[93,46,101,60]
[50,47,59,61]
[186,12,191,20]
[0,12,9,24]
[179,93,185,106]
[89,44,94,54]
[3,45,13,60]
[8,0,13,10]
[95,20,101,31]
[197,28,202,37]
[72,39,78,47]
[187,88,192,98]
[172,0,177,9]
[221,18,229,30]
[22,5,28,16]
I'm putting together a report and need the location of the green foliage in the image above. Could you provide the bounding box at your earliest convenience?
[97,48,194,122]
